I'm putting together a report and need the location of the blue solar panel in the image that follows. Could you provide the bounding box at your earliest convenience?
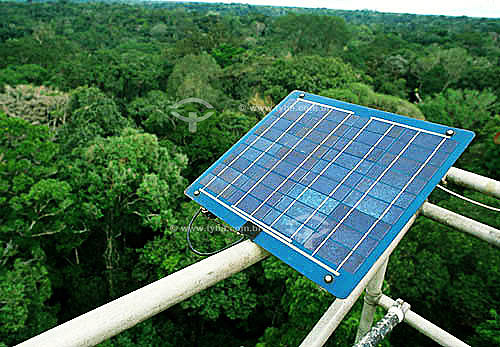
[185,91,474,298]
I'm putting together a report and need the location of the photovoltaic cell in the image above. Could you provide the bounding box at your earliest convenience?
[185,91,474,298]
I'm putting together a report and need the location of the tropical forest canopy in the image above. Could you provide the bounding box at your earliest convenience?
[0,1,499,346]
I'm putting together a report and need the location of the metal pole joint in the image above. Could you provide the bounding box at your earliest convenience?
[364,290,382,306]
[353,298,411,347]
[388,298,411,323]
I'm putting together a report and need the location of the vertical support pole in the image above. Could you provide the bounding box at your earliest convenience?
[354,257,389,343]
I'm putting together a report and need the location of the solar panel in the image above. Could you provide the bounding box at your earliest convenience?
[185,91,474,298]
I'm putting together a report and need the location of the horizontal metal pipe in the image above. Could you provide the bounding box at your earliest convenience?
[422,202,500,248]
[378,295,470,347]
[17,240,270,347]
[299,214,418,347]
[446,167,500,200]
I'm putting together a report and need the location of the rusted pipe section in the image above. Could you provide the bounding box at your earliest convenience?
[353,299,410,347]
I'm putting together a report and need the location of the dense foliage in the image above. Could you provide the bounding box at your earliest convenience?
[0,1,499,346]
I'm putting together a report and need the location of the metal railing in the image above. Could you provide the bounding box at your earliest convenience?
[17,167,500,347]
[17,241,270,347]
[445,167,500,199]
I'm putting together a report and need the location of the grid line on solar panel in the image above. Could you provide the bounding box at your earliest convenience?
[289,123,397,240]
[219,121,402,238]
[199,187,342,275]
[304,141,413,237]
[300,98,355,114]
[311,130,421,256]
[268,120,374,229]
[373,117,447,138]
[249,110,352,217]
[202,130,378,250]
[249,132,330,163]
[202,166,330,244]
[234,105,332,206]
[222,117,356,239]
[205,129,451,240]
[204,98,301,190]
[201,186,294,244]
[209,159,314,198]
[216,102,314,198]
[335,135,447,271]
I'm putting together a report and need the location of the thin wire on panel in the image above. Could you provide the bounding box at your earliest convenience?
[436,184,500,212]
[187,208,245,256]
